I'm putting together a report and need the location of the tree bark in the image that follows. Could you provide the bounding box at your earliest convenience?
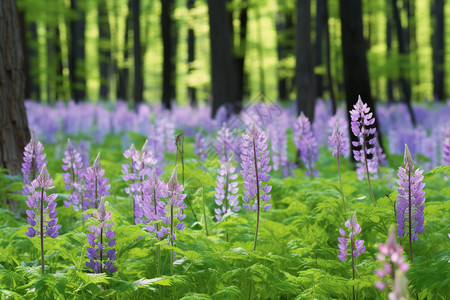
[187,0,196,106]
[236,1,248,104]
[69,0,86,102]
[315,0,325,99]
[132,0,143,104]
[162,0,176,109]
[296,0,315,120]
[0,0,31,175]
[98,0,112,100]
[324,0,336,114]
[339,0,383,156]
[432,0,444,101]
[276,9,294,102]
[117,2,131,101]
[208,0,237,117]
[386,8,394,104]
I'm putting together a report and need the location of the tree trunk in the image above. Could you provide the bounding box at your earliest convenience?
[391,0,416,126]
[70,0,86,102]
[386,9,394,104]
[432,0,444,101]
[339,0,383,156]
[208,0,237,117]
[315,0,325,99]
[132,0,143,104]
[296,0,315,120]
[162,0,176,109]
[324,0,336,114]
[236,1,248,104]
[98,0,112,100]
[276,10,294,102]
[117,3,131,101]
[0,0,31,175]
[187,0,196,106]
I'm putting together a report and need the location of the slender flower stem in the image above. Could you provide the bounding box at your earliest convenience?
[201,188,209,237]
[224,175,229,242]
[153,188,161,277]
[350,236,355,300]
[408,167,413,263]
[170,204,174,275]
[337,148,347,209]
[40,188,45,274]
[100,227,103,273]
[363,135,376,206]
[252,139,260,251]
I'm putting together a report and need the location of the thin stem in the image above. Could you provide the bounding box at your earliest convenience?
[170,204,174,275]
[337,149,347,208]
[350,236,355,300]
[408,166,413,263]
[201,188,209,237]
[100,227,103,273]
[363,135,376,206]
[153,187,161,277]
[40,188,45,274]
[252,138,260,252]
[224,172,229,242]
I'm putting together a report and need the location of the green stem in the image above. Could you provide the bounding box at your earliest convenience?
[252,138,260,252]
[40,188,45,274]
[201,188,209,237]
[337,149,347,209]
[408,166,413,263]
[363,135,376,206]
[170,204,174,275]
[100,227,103,273]
[154,187,161,277]
[351,236,355,300]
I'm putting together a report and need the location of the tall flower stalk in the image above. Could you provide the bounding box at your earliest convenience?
[396,144,425,262]
[85,153,110,218]
[214,158,240,242]
[62,139,85,210]
[86,198,117,274]
[240,123,272,251]
[25,165,60,273]
[349,96,377,205]
[294,112,319,177]
[338,211,366,300]
[22,132,47,195]
[328,122,349,202]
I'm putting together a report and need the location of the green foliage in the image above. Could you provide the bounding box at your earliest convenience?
[0,133,448,299]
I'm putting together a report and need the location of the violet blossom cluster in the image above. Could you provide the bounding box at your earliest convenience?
[22,132,47,195]
[443,128,450,166]
[62,139,85,209]
[349,96,378,180]
[338,211,366,262]
[328,121,349,159]
[240,123,272,212]
[374,228,409,297]
[86,198,117,274]
[122,141,156,224]
[84,154,110,217]
[142,170,169,238]
[25,165,61,239]
[163,167,187,242]
[396,145,425,242]
[148,123,165,176]
[267,118,296,177]
[216,123,235,163]
[214,160,240,222]
[294,112,319,177]
[194,131,209,162]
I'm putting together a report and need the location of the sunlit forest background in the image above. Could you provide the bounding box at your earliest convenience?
[17,0,449,106]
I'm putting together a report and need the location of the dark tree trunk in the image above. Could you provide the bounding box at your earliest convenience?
[432,0,444,101]
[236,1,248,103]
[187,0,196,106]
[386,10,394,104]
[117,3,131,101]
[132,0,143,104]
[98,0,112,100]
[276,10,294,102]
[46,26,54,102]
[19,14,40,100]
[296,0,315,121]
[70,0,86,102]
[391,0,416,126]
[324,0,336,114]
[0,0,31,175]
[315,0,325,99]
[339,0,383,157]
[162,0,176,109]
[208,0,237,117]
[54,26,65,100]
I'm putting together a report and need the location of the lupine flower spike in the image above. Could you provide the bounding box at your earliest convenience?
[86,198,117,274]
[22,132,47,195]
[349,96,377,205]
[214,157,240,242]
[374,227,409,299]
[84,153,110,218]
[328,122,349,204]
[25,165,60,273]
[294,112,319,177]
[443,128,450,166]
[194,131,209,163]
[396,144,425,262]
[240,123,272,251]
[338,211,365,300]
[166,166,187,274]
[62,139,85,209]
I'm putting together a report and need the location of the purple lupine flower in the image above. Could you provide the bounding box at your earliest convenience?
[86,198,117,274]
[25,165,60,273]
[194,131,209,162]
[156,114,176,154]
[122,141,157,224]
[349,96,377,204]
[267,118,296,178]
[374,227,409,295]
[328,122,349,158]
[142,170,169,237]
[164,167,187,242]
[338,211,366,262]
[84,154,110,217]
[443,128,450,166]
[396,144,425,261]
[148,123,165,176]
[216,123,235,163]
[240,123,272,251]
[62,139,85,208]
[294,112,319,177]
[22,132,47,195]
[214,159,240,222]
